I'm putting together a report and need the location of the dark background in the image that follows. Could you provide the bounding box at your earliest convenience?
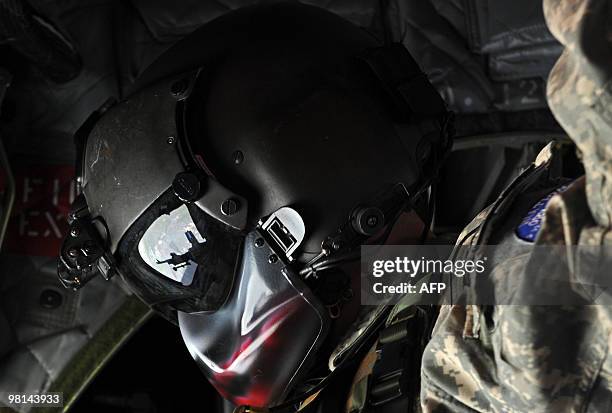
[71,316,223,413]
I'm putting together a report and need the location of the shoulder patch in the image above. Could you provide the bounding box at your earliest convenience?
[516,184,570,242]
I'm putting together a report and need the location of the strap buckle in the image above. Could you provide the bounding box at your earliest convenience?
[368,318,412,407]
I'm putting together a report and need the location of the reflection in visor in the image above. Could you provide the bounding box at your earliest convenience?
[138,204,206,286]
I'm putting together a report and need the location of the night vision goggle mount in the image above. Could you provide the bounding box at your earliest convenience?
[57,194,117,290]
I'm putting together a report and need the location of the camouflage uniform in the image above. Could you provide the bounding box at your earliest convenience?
[420,0,612,412]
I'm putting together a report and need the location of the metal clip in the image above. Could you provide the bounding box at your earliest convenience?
[259,207,305,261]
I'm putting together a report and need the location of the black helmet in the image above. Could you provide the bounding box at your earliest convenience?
[57,2,451,409]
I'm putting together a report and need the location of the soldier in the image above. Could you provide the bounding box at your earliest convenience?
[56,3,452,411]
[419,0,612,411]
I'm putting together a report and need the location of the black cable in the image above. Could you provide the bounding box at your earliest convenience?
[419,181,437,245]
[299,249,360,277]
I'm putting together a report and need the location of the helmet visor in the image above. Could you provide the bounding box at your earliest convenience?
[138,204,206,287]
[116,190,242,314]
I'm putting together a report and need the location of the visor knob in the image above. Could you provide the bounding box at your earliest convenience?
[352,206,385,236]
[221,198,240,216]
[173,172,202,202]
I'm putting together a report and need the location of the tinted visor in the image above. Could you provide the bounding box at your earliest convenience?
[138,204,206,286]
[116,189,242,315]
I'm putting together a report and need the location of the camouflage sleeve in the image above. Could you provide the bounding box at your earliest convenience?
[420,180,612,413]
[420,1,612,411]
[545,0,612,228]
